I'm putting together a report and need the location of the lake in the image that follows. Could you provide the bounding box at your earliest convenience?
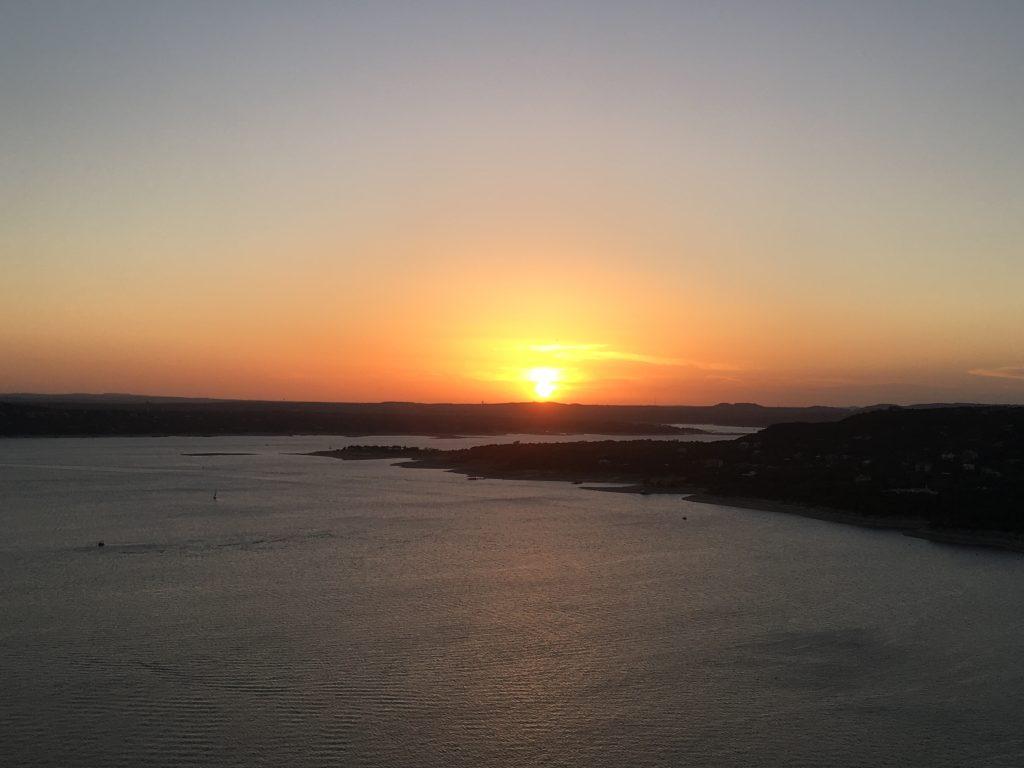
[2,436,1023,767]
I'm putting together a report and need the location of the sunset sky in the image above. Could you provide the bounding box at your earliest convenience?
[3,1,1023,405]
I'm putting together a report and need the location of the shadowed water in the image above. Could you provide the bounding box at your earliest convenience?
[2,436,1023,767]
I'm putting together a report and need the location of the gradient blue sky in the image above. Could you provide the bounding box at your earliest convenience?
[2,1,1023,404]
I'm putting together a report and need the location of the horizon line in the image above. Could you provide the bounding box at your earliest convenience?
[2,392,1013,411]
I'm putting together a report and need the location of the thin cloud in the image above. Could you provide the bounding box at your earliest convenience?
[527,343,740,371]
[968,366,1024,381]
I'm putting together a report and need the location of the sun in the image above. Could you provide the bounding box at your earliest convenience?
[526,367,561,400]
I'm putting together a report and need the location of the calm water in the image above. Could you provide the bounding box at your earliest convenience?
[2,436,1023,767]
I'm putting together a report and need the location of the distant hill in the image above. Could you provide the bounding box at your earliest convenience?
[0,394,1007,437]
[0,398,691,437]
[0,392,230,404]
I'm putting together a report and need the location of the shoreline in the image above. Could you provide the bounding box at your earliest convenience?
[613,490,1024,556]
[0,428,712,440]
[311,450,1024,555]
[588,484,1024,556]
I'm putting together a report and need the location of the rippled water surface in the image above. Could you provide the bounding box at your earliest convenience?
[2,436,1023,767]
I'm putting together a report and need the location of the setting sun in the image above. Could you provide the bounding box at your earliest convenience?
[526,367,561,401]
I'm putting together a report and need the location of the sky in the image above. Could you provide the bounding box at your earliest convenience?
[2,1,1023,405]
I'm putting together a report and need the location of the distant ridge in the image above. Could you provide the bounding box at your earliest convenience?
[0,392,234,404]
[0,394,1012,437]
[0,391,996,410]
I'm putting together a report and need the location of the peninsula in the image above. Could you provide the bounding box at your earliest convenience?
[311,407,1024,549]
